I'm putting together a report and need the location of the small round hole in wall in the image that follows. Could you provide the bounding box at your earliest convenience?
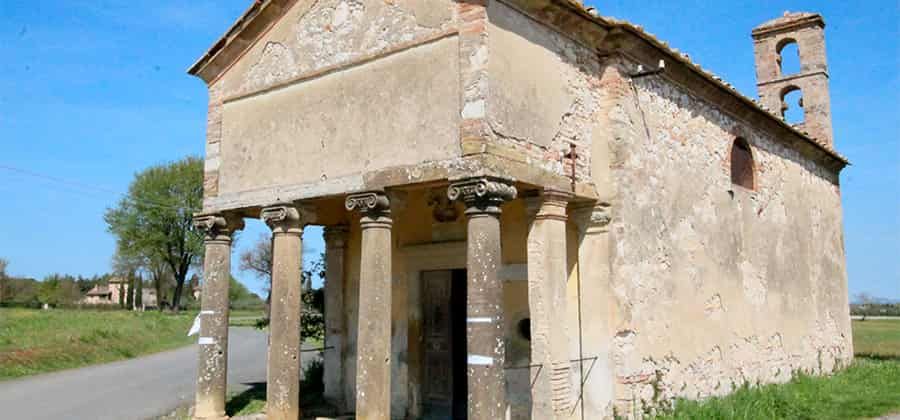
[518,318,531,341]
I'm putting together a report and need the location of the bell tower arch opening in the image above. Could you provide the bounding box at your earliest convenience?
[752,12,834,147]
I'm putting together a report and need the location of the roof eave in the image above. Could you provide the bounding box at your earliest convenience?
[537,0,847,168]
[186,0,295,83]
[612,24,848,168]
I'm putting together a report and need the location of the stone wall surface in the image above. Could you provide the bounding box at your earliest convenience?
[217,36,460,196]
[598,58,851,416]
[486,1,600,182]
[205,0,458,204]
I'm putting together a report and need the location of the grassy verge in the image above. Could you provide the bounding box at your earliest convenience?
[655,319,900,419]
[654,358,900,420]
[228,309,266,328]
[0,308,194,380]
[852,318,900,358]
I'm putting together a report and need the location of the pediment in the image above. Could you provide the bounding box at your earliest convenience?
[191,0,454,97]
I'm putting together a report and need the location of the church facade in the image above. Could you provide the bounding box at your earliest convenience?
[187,1,851,419]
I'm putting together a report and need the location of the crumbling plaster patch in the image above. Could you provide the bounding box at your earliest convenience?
[486,1,601,182]
[220,0,455,98]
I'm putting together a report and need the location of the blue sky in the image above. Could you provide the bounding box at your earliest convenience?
[0,1,896,300]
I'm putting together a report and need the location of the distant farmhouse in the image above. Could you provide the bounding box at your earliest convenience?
[81,277,157,309]
[186,2,850,419]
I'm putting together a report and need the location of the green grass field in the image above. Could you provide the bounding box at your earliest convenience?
[853,318,900,358]
[656,319,900,419]
[0,308,195,380]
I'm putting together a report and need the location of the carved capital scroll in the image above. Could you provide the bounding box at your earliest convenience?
[447,176,517,215]
[193,213,244,242]
[261,204,304,235]
[346,191,392,228]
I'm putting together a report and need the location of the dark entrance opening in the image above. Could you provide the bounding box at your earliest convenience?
[422,269,468,419]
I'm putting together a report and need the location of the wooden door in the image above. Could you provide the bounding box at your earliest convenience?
[423,270,454,417]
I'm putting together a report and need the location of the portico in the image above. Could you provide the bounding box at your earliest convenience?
[192,176,594,419]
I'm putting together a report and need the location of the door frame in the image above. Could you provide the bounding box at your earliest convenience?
[401,241,527,418]
[403,242,467,419]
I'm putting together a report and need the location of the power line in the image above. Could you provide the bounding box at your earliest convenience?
[0,164,201,213]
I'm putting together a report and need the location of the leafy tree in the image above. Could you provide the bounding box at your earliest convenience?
[125,275,135,309]
[228,276,263,310]
[37,274,81,307]
[239,234,273,282]
[105,156,204,311]
[147,256,173,309]
[239,234,273,315]
[239,234,325,341]
[5,277,40,306]
[135,274,143,309]
[37,277,59,306]
[0,258,7,304]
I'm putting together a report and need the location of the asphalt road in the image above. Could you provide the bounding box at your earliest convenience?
[0,327,272,420]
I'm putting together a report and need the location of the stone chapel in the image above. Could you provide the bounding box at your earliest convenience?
[187,1,851,419]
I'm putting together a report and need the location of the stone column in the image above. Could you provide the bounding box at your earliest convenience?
[345,192,392,420]
[448,176,517,420]
[571,203,615,419]
[192,213,244,420]
[525,189,574,419]
[323,225,348,411]
[261,204,305,420]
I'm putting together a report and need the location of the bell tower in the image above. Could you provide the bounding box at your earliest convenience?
[752,12,834,147]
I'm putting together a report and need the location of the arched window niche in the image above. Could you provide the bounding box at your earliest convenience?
[730,138,756,190]
[777,38,801,76]
[780,85,805,125]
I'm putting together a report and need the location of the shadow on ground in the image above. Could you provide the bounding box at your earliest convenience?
[226,383,338,419]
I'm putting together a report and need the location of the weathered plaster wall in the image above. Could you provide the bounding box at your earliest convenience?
[486,1,601,181]
[217,0,455,98]
[218,36,460,195]
[204,0,458,204]
[598,58,851,416]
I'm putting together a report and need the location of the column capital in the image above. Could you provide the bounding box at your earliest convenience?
[447,176,517,215]
[571,202,612,235]
[324,225,349,250]
[261,204,304,235]
[346,191,392,228]
[525,188,574,222]
[193,213,244,242]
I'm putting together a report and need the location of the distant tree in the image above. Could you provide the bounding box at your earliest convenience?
[228,276,263,310]
[125,275,135,310]
[239,234,274,315]
[118,281,125,308]
[105,156,204,312]
[147,256,173,309]
[855,292,875,321]
[0,258,8,304]
[37,276,59,306]
[4,277,40,306]
[239,234,325,339]
[134,274,143,310]
[37,274,81,307]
